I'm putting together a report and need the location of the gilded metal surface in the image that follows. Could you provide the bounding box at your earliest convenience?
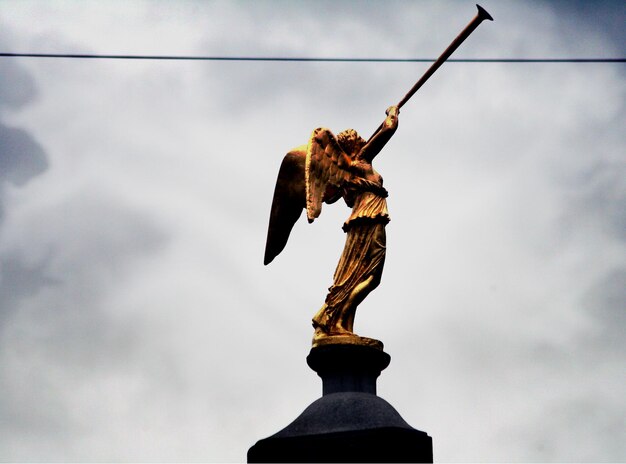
[311,334,384,351]
[266,107,399,345]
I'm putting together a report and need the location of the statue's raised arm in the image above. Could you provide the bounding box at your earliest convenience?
[359,106,399,163]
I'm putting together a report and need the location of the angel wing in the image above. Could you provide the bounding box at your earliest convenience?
[264,128,350,265]
[305,127,350,222]
[264,147,306,265]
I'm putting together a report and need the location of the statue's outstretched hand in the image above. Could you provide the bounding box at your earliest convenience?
[385,105,399,117]
[384,106,399,131]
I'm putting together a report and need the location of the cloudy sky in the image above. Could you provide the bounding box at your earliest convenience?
[0,0,624,462]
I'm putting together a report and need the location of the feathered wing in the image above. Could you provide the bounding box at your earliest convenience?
[264,129,350,265]
[264,147,306,265]
[305,128,350,222]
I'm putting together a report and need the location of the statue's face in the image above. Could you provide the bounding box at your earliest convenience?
[338,129,365,157]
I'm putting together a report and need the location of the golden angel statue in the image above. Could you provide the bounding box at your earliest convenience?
[264,106,399,346]
[263,4,492,347]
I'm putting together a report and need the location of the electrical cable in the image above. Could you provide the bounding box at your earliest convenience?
[0,53,624,63]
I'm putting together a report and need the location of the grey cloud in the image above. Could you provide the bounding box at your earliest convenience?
[546,0,626,56]
[0,54,38,110]
[521,302,626,461]
[0,193,169,460]
[516,395,626,461]
[197,2,445,120]
[582,268,626,353]
[0,124,48,186]
[0,30,50,222]
[564,159,626,241]
[0,254,57,323]
[0,190,169,333]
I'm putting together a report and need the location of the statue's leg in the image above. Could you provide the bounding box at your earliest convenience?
[336,224,386,333]
[313,302,346,334]
[315,303,352,336]
[313,224,386,338]
[337,270,382,333]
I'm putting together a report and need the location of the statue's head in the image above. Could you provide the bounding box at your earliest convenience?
[337,129,366,157]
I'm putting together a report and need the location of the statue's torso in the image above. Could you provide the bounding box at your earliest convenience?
[343,163,389,231]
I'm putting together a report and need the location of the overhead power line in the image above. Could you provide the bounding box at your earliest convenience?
[0,53,624,63]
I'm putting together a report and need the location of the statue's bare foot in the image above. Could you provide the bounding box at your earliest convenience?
[312,323,356,345]
[313,326,328,341]
[329,326,354,337]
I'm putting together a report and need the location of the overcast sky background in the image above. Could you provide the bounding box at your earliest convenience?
[0,0,624,462]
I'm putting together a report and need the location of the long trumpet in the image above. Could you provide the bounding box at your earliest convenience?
[368,4,493,141]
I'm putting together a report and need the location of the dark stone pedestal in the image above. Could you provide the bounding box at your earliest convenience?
[248,343,433,463]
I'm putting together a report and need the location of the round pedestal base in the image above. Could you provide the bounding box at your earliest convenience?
[248,342,433,463]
